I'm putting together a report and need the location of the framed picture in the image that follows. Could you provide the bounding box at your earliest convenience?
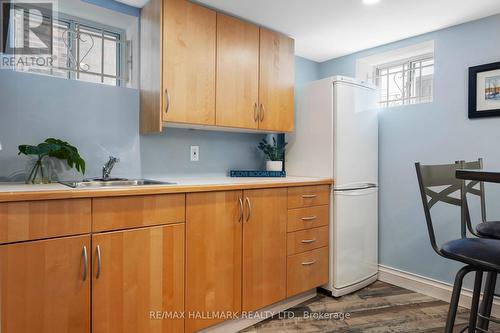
[469,61,500,118]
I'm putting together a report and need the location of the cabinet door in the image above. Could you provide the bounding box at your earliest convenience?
[186,191,243,332]
[242,188,287,311]
[0,235,90,333]
[216,13,260,129]
[163,0,216,125]
[259,28,295,132]
[92,224,184,333]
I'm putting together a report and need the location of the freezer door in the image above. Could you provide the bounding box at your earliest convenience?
[333,82,379,185]
[332,187,378,290]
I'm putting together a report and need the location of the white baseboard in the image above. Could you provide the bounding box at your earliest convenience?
[199,290,317,333]
[378,265,500,318]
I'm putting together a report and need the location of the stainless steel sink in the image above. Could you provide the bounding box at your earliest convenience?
[60,179,176,188]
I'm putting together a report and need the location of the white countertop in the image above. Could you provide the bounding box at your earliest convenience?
[0,176,331,193]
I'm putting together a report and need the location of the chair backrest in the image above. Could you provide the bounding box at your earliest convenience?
[415,162,467,256]
[456,159,487,236]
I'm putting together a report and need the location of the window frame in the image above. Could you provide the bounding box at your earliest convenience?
[9,4,126,86]
[375,53,434,108]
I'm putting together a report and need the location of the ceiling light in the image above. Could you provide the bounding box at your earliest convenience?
[363,0,380,5]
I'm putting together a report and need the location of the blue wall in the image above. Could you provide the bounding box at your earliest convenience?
[81,0,140,17]
[0,56,319,181]
[318,14,500,284]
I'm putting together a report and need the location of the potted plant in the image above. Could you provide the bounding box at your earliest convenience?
[18,138,86,184]
[257,137,287,171]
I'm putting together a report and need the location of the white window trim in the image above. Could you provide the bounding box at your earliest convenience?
[355,40,435,108]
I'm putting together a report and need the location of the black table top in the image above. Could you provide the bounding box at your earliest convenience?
[456,169,500,184]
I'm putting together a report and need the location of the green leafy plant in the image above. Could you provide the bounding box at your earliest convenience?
[18,138,86,183]
[257,137,287,161]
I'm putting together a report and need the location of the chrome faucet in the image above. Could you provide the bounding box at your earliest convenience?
[102,156,119,180]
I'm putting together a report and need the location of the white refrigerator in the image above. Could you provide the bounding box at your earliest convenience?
[287,76,379,297]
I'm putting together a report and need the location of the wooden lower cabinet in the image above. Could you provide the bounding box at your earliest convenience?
[242,188,287,312]
[186,191,243,332]
[92,224,185,333]
[0,198,91,244]
[0,184,330,333]
[0,235,90,333]
[286,246,329,297]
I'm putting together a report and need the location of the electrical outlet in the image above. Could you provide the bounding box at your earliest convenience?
[190,146,199,161]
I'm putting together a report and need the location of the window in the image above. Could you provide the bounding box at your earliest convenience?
[375,55,434,107]
[8,6,125,86]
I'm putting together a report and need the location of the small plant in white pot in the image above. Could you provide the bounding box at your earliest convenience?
[258,137,287,172]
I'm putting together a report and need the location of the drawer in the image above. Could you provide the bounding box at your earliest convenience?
[288,185,330,209]
[287,246,329,297]
[287,226,329,255]
[0,199,91,244]
[93,194,185,232]
[287,205,329,232]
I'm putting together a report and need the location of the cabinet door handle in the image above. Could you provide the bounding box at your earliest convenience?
[82,246,88,281]
[301,238,317,244]
[238,198,244,222]
[165,88,171,114]
[245,197,252,222]
[253,103,258,122]
[302,194,317,199]
[259,104,265,121]
[96,245,102,279]
[301,216,317,221]
[301,260,316,266]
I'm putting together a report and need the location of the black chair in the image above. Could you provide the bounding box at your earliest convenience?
[416,161,500,333]
[459,159,500,240]
[459,158,500,331]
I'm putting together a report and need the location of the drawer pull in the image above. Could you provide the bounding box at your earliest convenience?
[301,216,317,221]
[301,260,317,266]
[301,238,317,244]
[302,194,317,199]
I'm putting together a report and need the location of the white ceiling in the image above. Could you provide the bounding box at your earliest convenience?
[115,0,149,7]
[192,0,500,62]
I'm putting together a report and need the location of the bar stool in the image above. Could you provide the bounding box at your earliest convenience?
[415,161,500,333]
[459,159,500,239]
[459,158,500,331]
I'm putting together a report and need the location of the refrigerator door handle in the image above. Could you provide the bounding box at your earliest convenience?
[335,187,378,196]
[333,183,377,192]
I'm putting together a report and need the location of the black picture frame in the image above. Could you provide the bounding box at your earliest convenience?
[469,61,500,119]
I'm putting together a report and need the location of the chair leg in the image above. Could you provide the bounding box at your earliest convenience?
[446,266,475,333]
[478,272,497,331]
[468,271,483,333]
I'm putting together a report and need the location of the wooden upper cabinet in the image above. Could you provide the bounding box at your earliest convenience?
[242,188,287,311]
[92,224,185,333]
[259,28,295,132]
[0,235,90,333]
[163,0,216,125]
[216,13,260,130]
[185,191,243,333]
[140,0,295,133]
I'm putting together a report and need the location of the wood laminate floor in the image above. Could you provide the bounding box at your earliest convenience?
[242,281,500,333]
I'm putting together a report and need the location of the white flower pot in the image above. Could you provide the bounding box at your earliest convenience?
[266,161,283,172]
